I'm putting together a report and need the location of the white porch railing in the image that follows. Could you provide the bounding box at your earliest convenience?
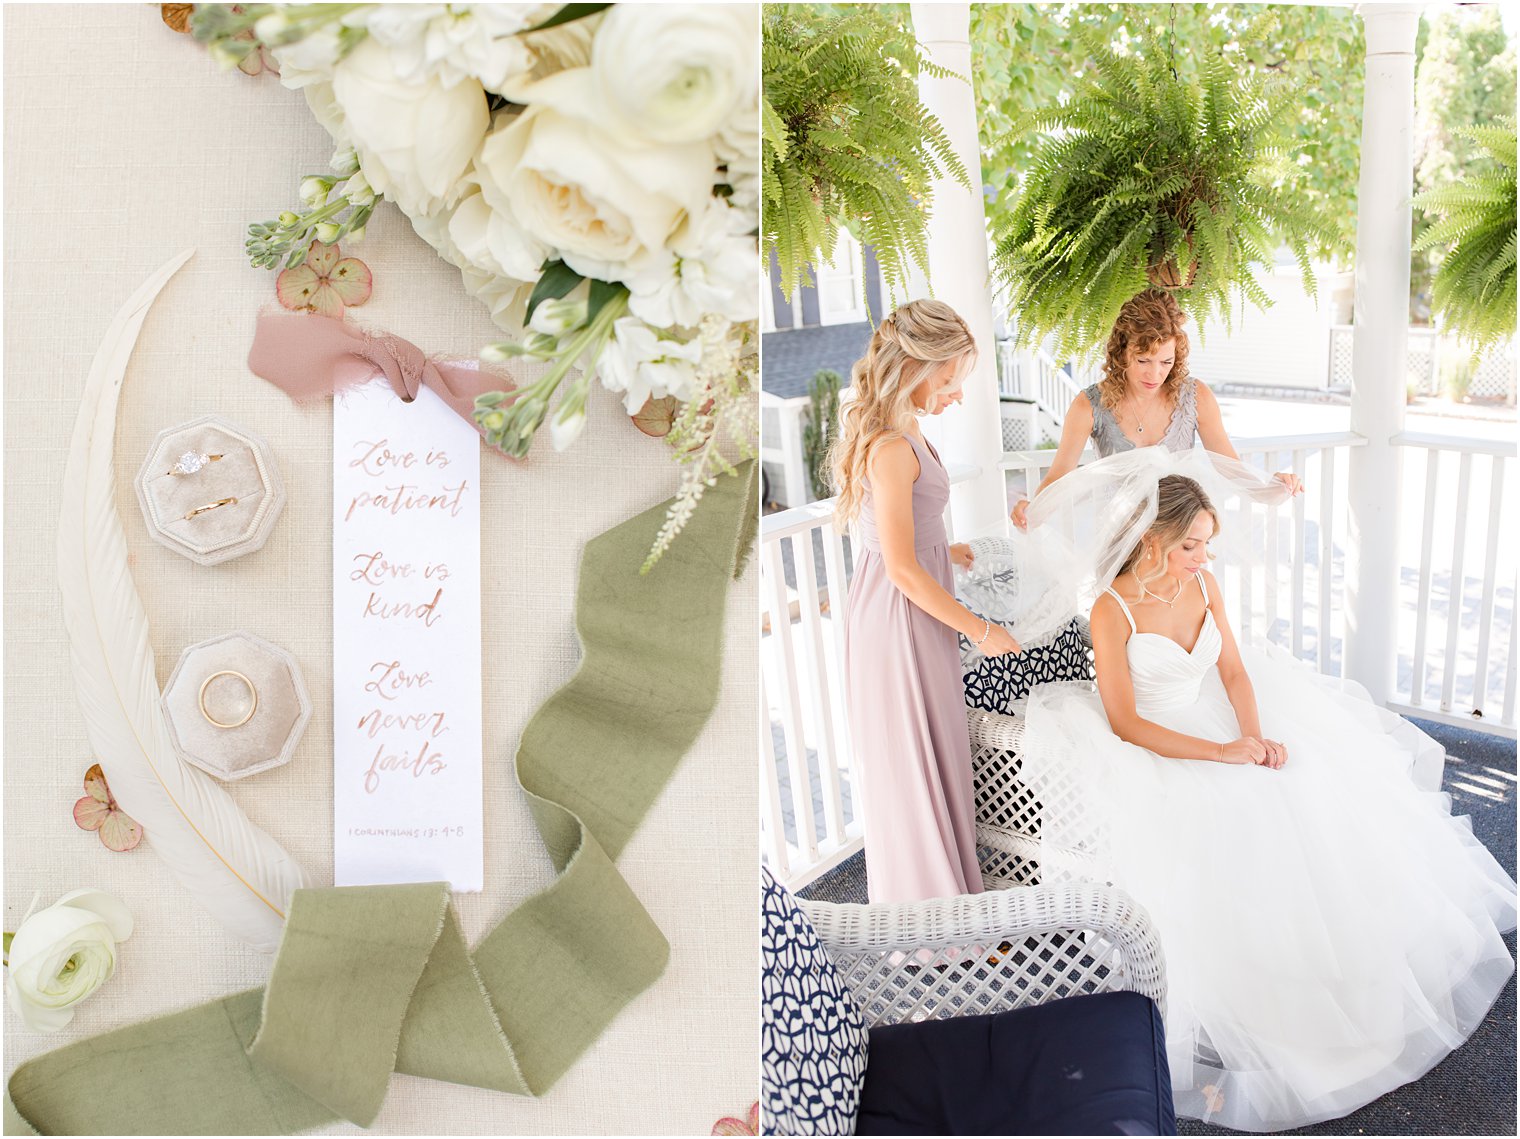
[760,431,1516,888]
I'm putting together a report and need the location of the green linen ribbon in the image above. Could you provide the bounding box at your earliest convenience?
[6,460,757,1135]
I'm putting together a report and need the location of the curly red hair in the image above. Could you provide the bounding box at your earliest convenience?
[1097,290,1191,412]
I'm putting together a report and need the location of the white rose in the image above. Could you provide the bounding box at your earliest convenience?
[355,4,541,91]
[715,93,761,223]
[406,196,538,329]
[626,201,759,329]
[5,890,133,1033]
[587,5,758,145]
[597,318,703,413]
[474,100,714,283]
[330,36,489,217]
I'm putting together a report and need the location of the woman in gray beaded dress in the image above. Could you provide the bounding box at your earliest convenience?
[1011,290,1303,529]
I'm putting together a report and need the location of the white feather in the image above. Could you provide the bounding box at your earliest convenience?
[58,249,310,953]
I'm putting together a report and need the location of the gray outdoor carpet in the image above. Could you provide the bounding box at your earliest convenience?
[799,717,1518,1136]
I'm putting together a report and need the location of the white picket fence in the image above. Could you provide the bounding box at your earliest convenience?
[760,432,1517,887]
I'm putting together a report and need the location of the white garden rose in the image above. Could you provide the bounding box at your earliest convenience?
[715,92,761,222]
[597,318,703,413]
[330,36,489,217]
[5,890,133,1033]
[473,102,714,283]
[587,4,758,145]
[406,197,537,328]
[625,201,759,329]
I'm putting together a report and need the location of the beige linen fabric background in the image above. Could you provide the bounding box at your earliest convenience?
[3,5,758,1134]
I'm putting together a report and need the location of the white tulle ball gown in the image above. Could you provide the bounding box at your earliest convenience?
[1019,577,1517,1133]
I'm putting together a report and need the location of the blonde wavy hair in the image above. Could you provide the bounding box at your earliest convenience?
[829,299,977,525]
[1097,289,1191,412]
[1118,475,1219,586]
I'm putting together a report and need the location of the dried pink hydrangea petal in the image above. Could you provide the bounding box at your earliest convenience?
[98,811,145,853]
[326,258,373,306]
[82,763,111,805]
[72,764,143,852]
[276,264,321,310]
[710,1104,758,1137]
[73,795,111,832]
[305,241,340,277]
[306,282,346,318]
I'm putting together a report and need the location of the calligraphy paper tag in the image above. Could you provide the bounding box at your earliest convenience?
[333,379,483,891]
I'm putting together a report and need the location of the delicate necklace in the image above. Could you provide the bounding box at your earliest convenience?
[1135,571,1184,606]
[1125,393,1159,437]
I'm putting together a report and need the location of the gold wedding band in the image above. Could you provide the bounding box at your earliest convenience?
[184,497,238,520]
[168,451,225,477]
[198,670,258,729]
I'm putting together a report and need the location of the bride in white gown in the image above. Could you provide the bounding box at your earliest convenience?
[1011,460,1517,1133]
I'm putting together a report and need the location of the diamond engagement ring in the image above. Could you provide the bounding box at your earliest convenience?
[184,496,238,520]
[167,450,224,477]
[198,670,258,729]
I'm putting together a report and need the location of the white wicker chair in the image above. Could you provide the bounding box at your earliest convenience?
[800,882,1167,1027]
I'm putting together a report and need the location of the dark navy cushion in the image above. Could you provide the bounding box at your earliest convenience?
[760,867,869,1135]
[962,617,1094,713]
[856,991,1175,1136]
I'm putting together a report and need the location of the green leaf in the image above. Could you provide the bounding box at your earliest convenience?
[3,930,11,966]
[517,4,611,35]
[525,261,584,324]
[587,279,627,324]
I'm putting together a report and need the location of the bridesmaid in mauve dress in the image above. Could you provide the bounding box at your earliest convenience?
[834,301,1019,903]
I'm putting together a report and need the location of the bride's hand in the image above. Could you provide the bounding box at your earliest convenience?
[1273,471,1304,497]
[950,542,975,568]
[1219,738,1267,764]
[1255,738,1288,769]
[982,625,1022,657]
[1010,498,1030,531]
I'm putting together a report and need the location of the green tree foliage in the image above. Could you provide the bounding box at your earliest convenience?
[974,5,1366,266]
[990,22,1338,357]
[762,4,968,307]
[1412,8,1517,322]
[802,368,843,500]
[1413,118,1516,353]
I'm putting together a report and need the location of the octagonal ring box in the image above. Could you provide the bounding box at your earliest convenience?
[162,632,312,781]
[135,415,285,566]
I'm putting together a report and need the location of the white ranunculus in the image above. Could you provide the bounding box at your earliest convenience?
[597,318,703,413]
[5,890,133,1033]
[587,4,758,145]
[715,93,761,223]
[625,201,759,329]
[354,4,545,91]
[330,36,489,217]
[473,100,714,283]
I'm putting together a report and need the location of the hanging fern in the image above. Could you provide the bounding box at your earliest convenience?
[991,24,1338,358]
[762,5,969,308]
[1413,118,1516,354]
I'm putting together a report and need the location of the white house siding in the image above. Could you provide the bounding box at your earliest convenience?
[1187,266,1350,391]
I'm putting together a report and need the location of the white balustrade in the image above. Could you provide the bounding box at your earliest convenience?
[761,431,1515,887]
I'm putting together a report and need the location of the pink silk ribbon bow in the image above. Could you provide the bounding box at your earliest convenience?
[247,309,516,437]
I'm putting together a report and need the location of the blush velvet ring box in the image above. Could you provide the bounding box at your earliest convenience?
[135,414,285,566]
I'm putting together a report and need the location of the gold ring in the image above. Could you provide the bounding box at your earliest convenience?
[184,496,238,520]
[198,669,258,729]
[168,451,225,477]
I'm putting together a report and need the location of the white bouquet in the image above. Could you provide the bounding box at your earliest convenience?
[192,3,758,568]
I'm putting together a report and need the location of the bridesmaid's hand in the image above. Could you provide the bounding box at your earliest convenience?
[1254,738,1288,769]
[1219,738,1266,764]
[950,542,975,568]
[982,625,1021,657]
[1273,471,1304,497]
[1010,498,1031,531]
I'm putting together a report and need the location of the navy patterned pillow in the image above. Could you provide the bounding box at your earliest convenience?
[962,617,1094,713]
[760,867,868,1136]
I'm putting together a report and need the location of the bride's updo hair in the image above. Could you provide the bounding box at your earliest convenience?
[1098,289,1191,412]
[829,299,977,524]
[1119,475,1219,585]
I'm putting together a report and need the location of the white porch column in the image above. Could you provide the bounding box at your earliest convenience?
[910,3,1006,539]
[1343,4,1420,705]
